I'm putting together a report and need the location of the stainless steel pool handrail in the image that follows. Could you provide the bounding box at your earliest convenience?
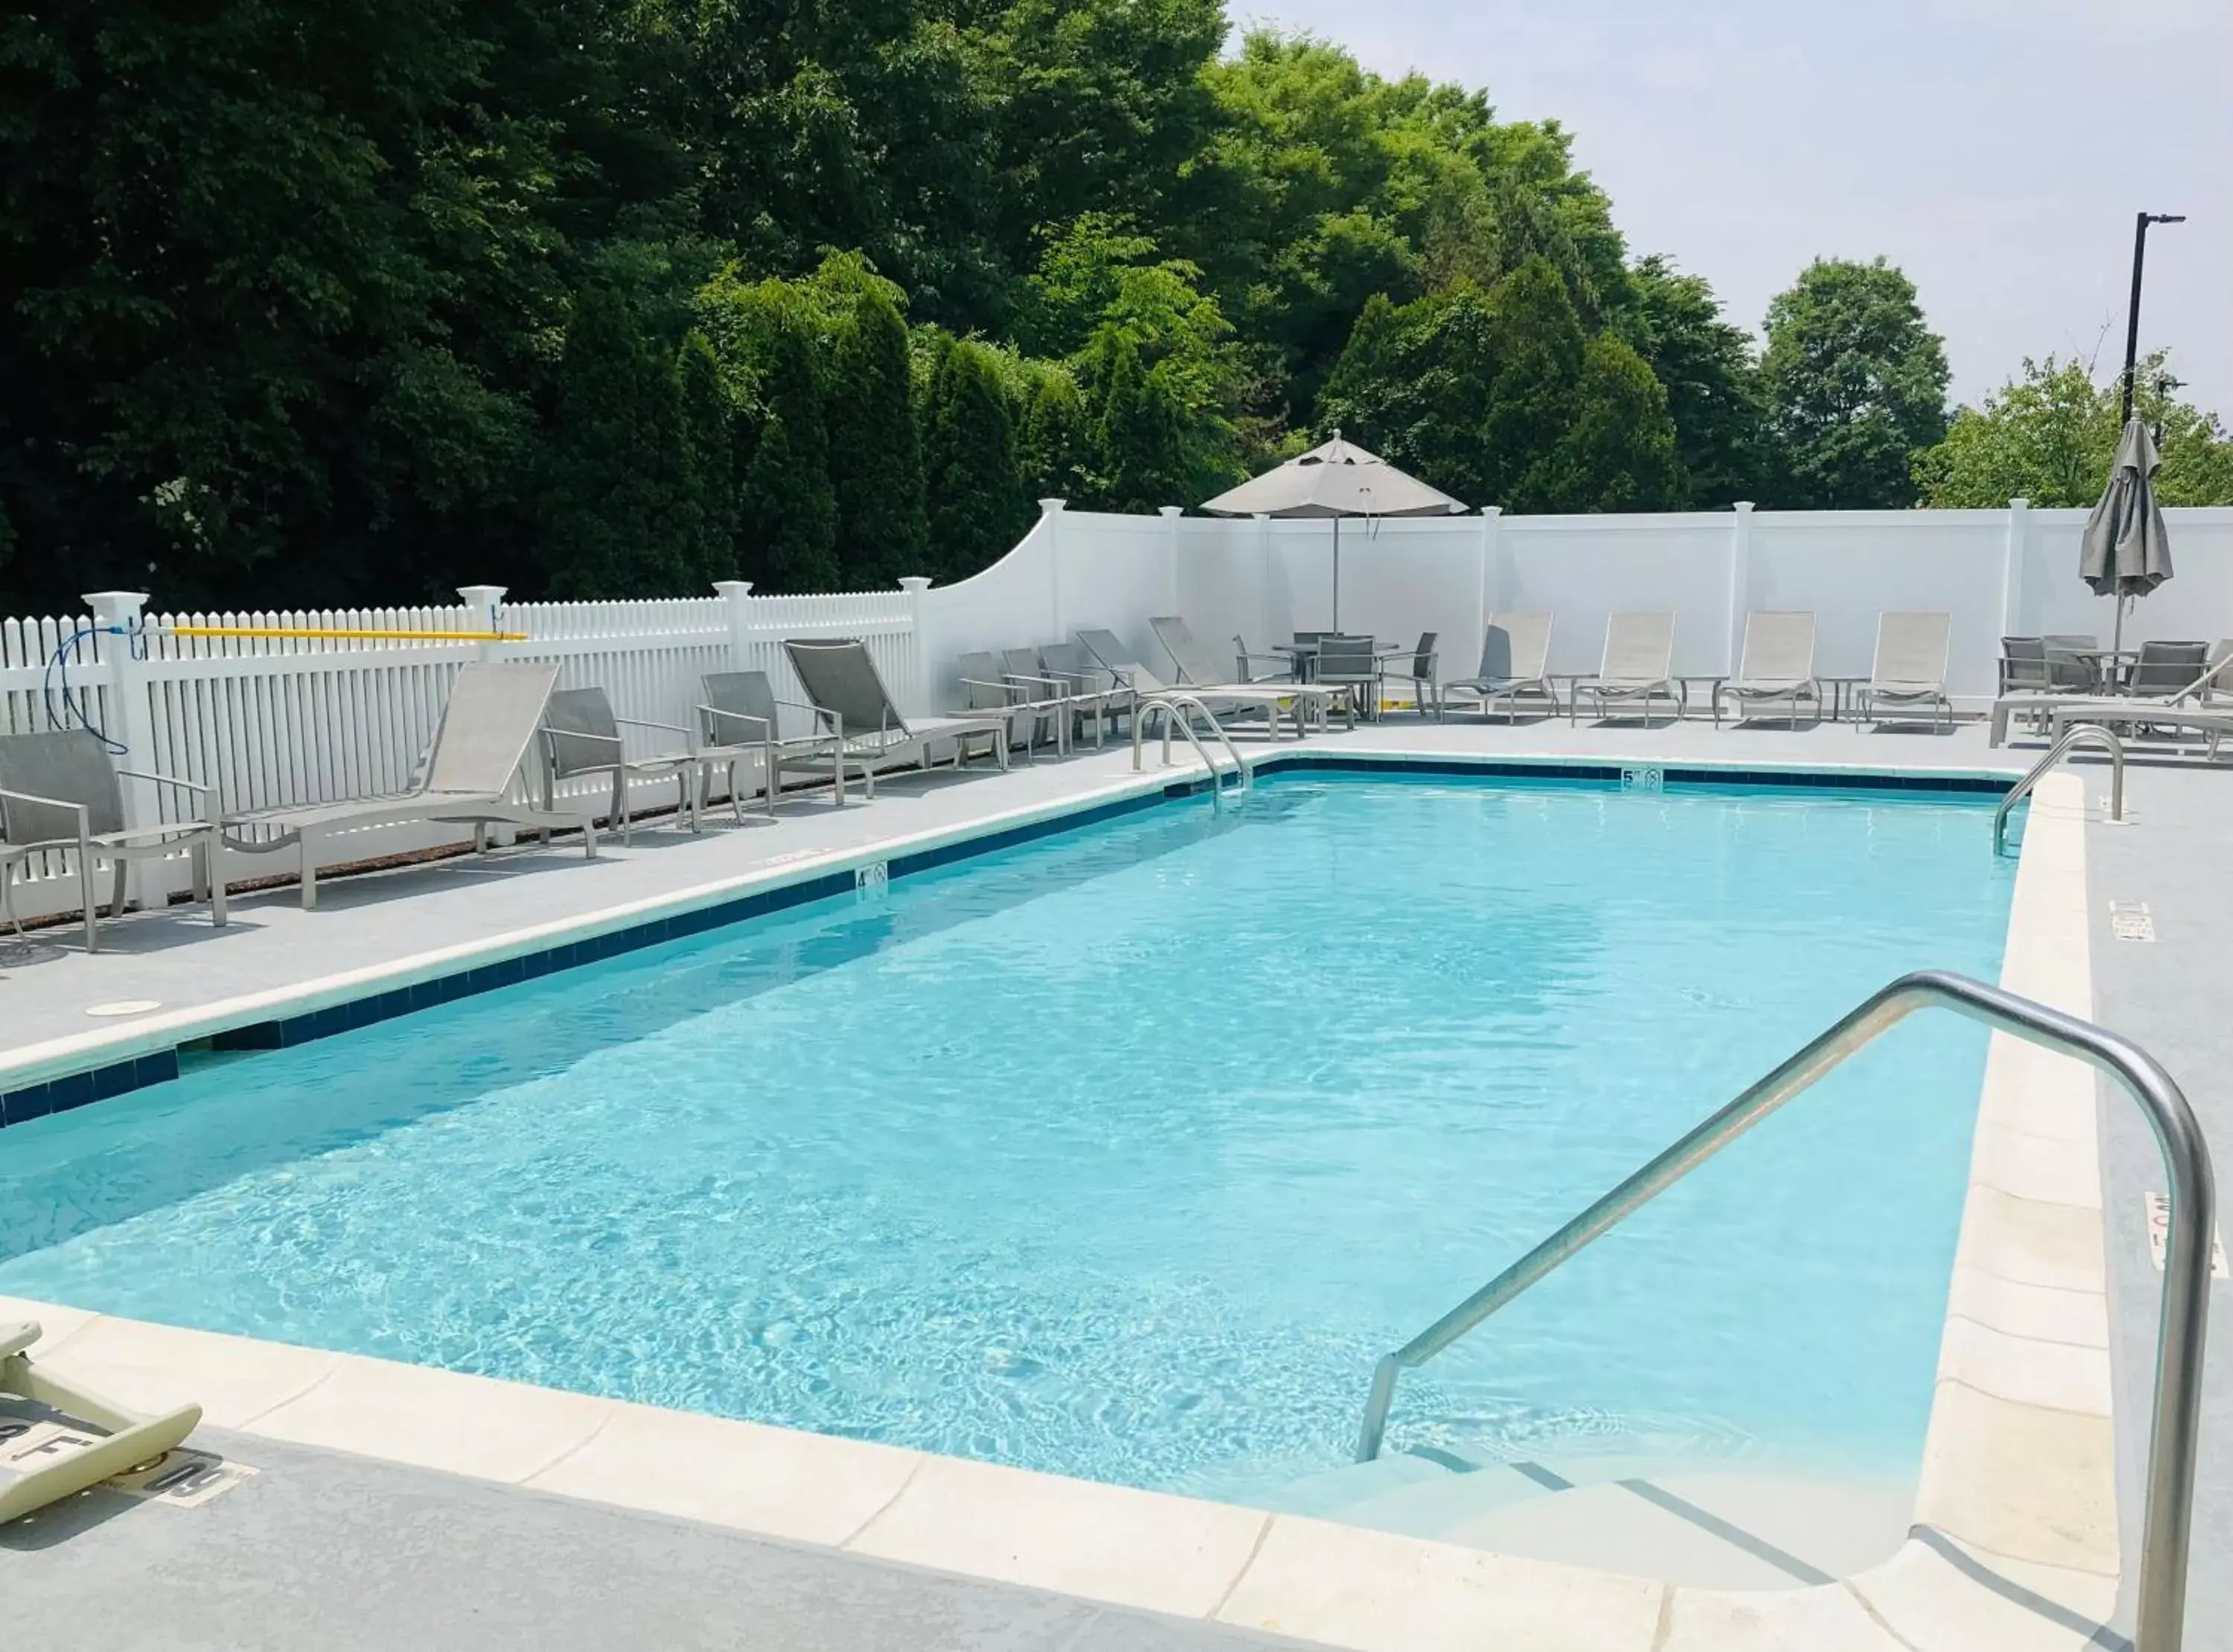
[1352,970,2213,1652]
[1132,695,1248,808]
[1995,723,2124,855]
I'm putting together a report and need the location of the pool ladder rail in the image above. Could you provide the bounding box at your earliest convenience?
[1132,694,1250,809]
[1353,970,2212,1652]
[1993,723,2124,856]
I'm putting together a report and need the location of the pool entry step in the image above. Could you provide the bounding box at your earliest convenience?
[1263,1447,1910,1589]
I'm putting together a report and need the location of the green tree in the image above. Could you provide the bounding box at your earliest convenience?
[542,284,697,597]
[921,338,1030,582]
[1018,369,1095,504]
[735,314,840,592]
[1915,350,2233,509]
[1624,255,1770,505]
[826,289,929,586]
[1761,257,1949,508]
[674,330,738,586]
[1320,257,1675,512]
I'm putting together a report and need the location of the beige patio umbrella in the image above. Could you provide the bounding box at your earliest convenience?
[1198,432,1466,631]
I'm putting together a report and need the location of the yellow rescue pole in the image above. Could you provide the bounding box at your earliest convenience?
[160,626,529,641]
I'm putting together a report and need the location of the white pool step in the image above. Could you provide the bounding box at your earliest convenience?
[1264,1449,1914,1589]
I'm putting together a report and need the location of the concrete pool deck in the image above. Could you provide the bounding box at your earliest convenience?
[1,713,2219,1649]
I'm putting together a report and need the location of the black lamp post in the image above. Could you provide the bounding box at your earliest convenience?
[2121,211,2186,427]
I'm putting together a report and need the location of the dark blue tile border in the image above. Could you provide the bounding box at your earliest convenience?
[0,753,2014,1128]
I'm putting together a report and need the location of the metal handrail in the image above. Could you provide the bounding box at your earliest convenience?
[1352,970,2212,1652]
[1132,695,1249,809]
[1995,723,2124,855]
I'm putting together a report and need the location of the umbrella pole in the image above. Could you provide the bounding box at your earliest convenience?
[2114,592,2127,659]
[1332,516,1341,633]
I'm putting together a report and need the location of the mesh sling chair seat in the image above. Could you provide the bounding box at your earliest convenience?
[1443,613,1556,723]
[1712,612,1821,729]
[1571,613,1684,725]
[1856,612,1954,731]
[1143,616,1352,734]
[540,687,700,845]
[783,638,1009,802]
[696,670,846,816]
[0,730,228,952]
[1385,631,1440,719]
[220,661,596,909]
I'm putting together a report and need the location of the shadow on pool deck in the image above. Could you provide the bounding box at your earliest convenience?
[1,1427,1304,1652]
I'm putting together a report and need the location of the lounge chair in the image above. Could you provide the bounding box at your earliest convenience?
[0,729,229,951]
[221,661,596,908]
[1712,612,1820,729]
[540,687,700,845]
[1571,614,1683,725]
[0,1319,202,1524]
[1144,616,1352,733]
[1443,614,1556,723]
[783,638,1009,800]
[1079,628,1346,738]
[694,670,844,816]
[1991,643,2231,747]
[1856,612,1952,731]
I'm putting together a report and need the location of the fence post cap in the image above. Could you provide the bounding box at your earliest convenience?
[1158,505,1183,518]
[1478,505,1503,519]
[2008,496,2030,510]
[712,580,754,599]
[1732,501,1755,515]
[897,576,933,594]
[81,590,149,625]
[1038,498,1067,516]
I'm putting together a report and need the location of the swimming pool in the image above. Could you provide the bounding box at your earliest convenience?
[0,773,2013,1502]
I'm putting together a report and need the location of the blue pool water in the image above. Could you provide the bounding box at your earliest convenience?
[0,775,2013,1497]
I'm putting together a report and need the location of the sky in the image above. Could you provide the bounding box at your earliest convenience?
[1238,0,2232,419]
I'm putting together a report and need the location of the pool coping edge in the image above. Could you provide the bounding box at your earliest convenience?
[0,767,2124,1651]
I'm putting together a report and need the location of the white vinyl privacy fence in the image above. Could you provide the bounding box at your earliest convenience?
[4,498,2231,917]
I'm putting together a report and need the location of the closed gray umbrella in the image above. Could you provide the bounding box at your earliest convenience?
[2081,417,2173,655]
[1198,432,1466,631]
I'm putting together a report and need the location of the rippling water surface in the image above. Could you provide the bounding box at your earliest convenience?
[0,776,2013,1495]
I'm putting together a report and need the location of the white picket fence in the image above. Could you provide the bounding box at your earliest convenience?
[0,581,926,917]
[7,496,2232,920]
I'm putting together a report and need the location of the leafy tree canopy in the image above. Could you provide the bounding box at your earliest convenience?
[1915,351,2233,510]
[1761,257,1949,509]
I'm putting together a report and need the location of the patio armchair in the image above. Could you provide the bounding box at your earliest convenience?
[540,687,700,845]
[1230,636,1296,683]
[1443,614,1556,723]
[696,670,844,817]
[1312,635,1384,721]
[1387,631,1440,719]
[1003,647,1075,758]
[220,662,597,909]
[0,729,229,952]
[1040,641,1134,748]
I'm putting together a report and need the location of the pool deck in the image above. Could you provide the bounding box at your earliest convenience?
[3,711,2227,1650]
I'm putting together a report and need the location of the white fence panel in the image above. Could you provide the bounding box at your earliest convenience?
[8,499,2233,926]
